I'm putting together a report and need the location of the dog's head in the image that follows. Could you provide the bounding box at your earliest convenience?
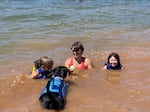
[51,66,70,79]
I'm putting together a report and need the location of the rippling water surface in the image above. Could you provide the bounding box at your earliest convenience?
[0,0,150,112]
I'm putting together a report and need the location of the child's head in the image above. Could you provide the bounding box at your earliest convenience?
[71,41,84,52]
[71,41,84,58]
[40,56,54,71]
[107,52,121,67]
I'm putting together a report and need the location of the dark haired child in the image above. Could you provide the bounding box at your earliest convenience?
[65,41,94,71]
[103,52,122,70]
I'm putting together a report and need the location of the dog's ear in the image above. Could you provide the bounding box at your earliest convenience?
[51,66,59,73]
[61,66,70,78]
[45,66,59,78]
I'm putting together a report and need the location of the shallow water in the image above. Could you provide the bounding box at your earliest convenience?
[0,0,150,112]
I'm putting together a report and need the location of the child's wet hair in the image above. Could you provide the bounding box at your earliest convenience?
[71,41,84,52]
[40,56,54,68]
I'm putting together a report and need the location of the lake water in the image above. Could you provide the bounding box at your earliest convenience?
[0,0,150,112]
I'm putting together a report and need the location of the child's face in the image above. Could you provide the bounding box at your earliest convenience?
[109,56,118,67]
[72,49,82,59]
[42,66,52,71]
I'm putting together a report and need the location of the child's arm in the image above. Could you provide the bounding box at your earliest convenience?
[29,70,40,79]
[102,65,107,70]
[86,58,94,69]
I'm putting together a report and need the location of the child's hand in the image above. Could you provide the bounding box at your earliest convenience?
[69,65,75,72]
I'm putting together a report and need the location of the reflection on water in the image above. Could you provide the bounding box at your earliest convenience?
[103,70,121,84]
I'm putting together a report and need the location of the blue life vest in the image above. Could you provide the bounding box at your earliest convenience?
[36,67,52,79]
[105,62,122,70]
[39,76,68,100]
[36,68,46,79]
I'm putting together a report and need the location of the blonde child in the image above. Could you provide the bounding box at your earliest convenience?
[30,56,54,79]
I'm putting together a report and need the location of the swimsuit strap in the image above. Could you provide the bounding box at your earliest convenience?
[79,57,87,69]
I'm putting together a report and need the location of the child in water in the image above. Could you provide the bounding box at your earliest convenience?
[103,52,122,70]
[65,41,94,72]
[30,56,54,79]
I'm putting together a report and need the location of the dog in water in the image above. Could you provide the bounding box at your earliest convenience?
[39,66,71,110]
